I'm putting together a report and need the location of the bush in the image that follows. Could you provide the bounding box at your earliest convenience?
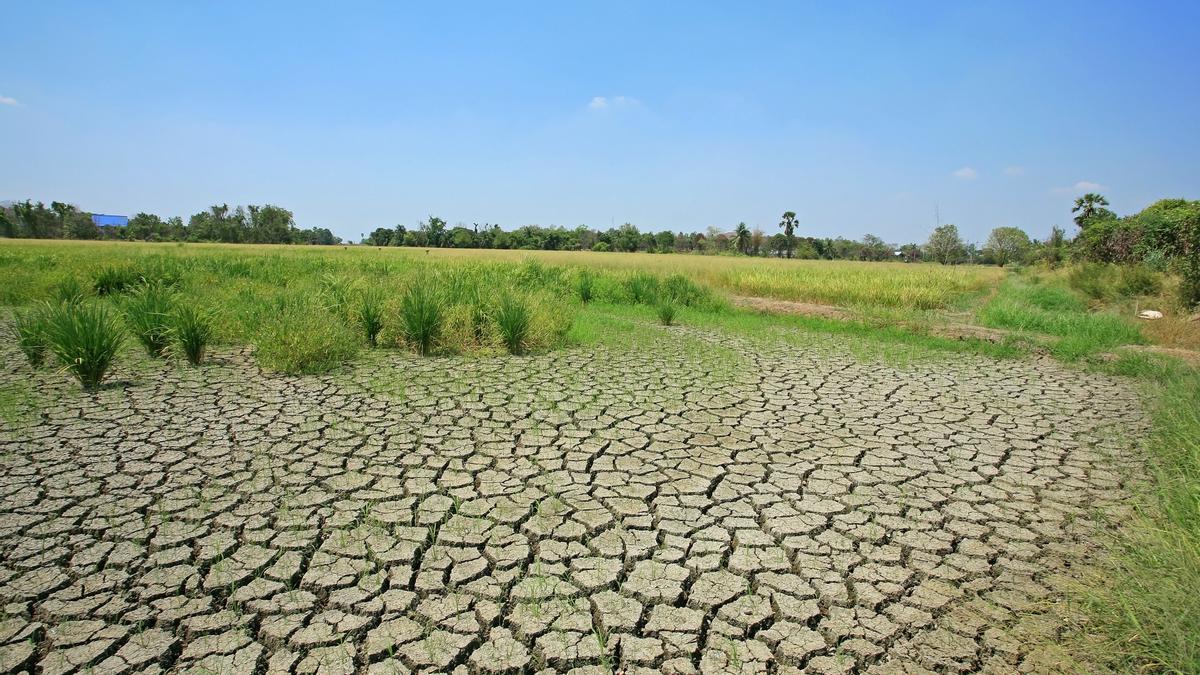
[123,281,176,357]
[253,302,357,374]
[591,242,611,252]
[172,304,215,366]
[657,302,677,326]
[1118,265,1162,297]
[493,293,532,355]
[356,289,385,347]
[14,306,47,368]
[1180,259,1200,310]
[1067,263,1115,300]
[399,281,444,355]
[41,301,124,391]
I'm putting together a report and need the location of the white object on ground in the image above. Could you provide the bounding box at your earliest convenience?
[1137,309,1164,320]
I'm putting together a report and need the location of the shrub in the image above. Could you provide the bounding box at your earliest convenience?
[93,265,140,295]
[1180,259,1200,310]
[1118,265,1162,297]
[14,306,47,368]
[494,293,532,355]
[122,282,176,357]
[41,301,124,391]
[657,302,677,326]
[591,241,611,252]
[399,281,444,355]
[172,304,215,366]
[576,271,595,303]
[1067,263,1114,301]
[356,289,386,347]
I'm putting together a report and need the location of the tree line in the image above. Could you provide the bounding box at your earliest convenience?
[0,201,341,245]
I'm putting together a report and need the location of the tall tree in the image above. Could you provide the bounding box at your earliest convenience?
[779,211,798,258]
[1072,193,1111,228]
[925,224,967,264]
[984,226,1032,266]
[734,222,751,255]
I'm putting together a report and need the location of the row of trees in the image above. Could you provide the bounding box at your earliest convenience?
[0,201,342,245]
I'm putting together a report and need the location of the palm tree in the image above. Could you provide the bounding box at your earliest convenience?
[1072,193,1109,228]
[779,211,798,258]
[734,222,751,255]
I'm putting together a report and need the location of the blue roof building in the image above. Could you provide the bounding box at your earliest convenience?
[91,214,129,227]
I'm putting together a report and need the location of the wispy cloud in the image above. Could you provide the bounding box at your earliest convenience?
[587,95,640,111]
[0,96,18,106]
[952,166,978,180]
[1053,180,1105,193]
[1003,166,1025,176]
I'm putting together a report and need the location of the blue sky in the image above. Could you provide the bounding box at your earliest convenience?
[2,1,1197,243]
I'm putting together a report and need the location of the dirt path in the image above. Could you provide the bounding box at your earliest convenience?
[0,323,1146,673]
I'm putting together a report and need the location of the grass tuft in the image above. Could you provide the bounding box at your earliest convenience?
[172,304,215,366]
[356,288,386,347]
[41,301,125,391]
[493,292,532,355]
[14,307,48,368]
[123,281,177,357]
[398,281,444,355]
[656,302,677,326]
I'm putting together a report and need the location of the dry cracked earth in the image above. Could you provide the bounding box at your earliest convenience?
[0,322,1146,674]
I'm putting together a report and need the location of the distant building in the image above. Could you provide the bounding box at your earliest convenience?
[91,214,128,228]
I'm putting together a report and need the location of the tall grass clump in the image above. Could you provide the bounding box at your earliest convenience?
[626,272,658,304]
[1074,365,1200,673]
[41,301,125,391]
[253,299,358,374]
[356,289,386,347]
[122,281,176,357]
[493,293,532,355]
[14,307,47,368]
[657,302,677,326]
[54,277,88,305]
[93,265,140,295]
[398,281,444,355]
[576,270,595,303]
[172,304,215,366]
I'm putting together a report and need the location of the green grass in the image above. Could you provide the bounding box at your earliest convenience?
[173,304,215,366]
[980,277,1145,360]
[398,280,444,356]
[1072,357,1200,673]
[41,301,125,391]
[122,281,176,357]
[13,306,47,368]
[493,292,532,355]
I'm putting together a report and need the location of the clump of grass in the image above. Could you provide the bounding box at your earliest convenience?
[122,281,176,357]
[626,272,658,304]
[93,265,140,295]
[1118,264,1162,297]
[356,289,386,347]
[54,277,88,305]
[41,301,125,391]
[1072,364,1200,672]
[14,307,48,368]
[576,271,595,303]
[494,293,532,355]
[398,281,443,356]
[657,302,677,326]
[172,304,215,366]
[253,300,358,374]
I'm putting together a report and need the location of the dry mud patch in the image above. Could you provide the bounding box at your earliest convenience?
[0,323,1147,673]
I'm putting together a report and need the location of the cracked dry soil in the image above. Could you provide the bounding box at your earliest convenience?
[0,323,1146,674]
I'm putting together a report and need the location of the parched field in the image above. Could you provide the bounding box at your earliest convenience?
[0,316,1147,673]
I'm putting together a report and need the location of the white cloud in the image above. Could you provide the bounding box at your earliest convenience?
[1003,166,1025,176]
[952,166,978,180]
[0,96,18,106]
[587,95,640,111]
[1052,180,1105,193]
